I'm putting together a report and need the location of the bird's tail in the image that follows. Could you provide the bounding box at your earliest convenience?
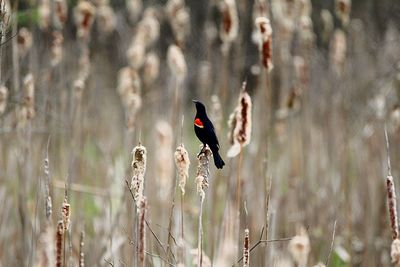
[211,148,225,169]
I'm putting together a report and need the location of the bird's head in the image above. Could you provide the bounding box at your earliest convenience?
[192,100,206,113]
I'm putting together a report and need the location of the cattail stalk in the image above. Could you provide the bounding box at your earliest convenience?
[243,228,250,267]
[288,226,310,267]
[139,197,147,267]
[79,230,85,267]
[385,127,399,240]
[196,145,211,267]
[55,220,64,267]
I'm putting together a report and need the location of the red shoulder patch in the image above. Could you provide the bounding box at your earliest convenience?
[194,118,204,128]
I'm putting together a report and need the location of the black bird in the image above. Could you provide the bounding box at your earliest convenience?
[193,100,225,169]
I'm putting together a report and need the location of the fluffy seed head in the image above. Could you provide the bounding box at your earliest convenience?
[227,82,252,157]
[17,27,32,58]
[219,0,239,45]
[74,1,96,40]
[54,0,68,29]
[38,0,51,30]
[96,4,116,34]
[143,52,160,86]
[61,196,70,232]
[392,239,400,265]
[127,0,142,22]
[175,144,190,195]
[196,145,211,199]
[130,144,147,213]
[255,17,273,71]
[335,0,351,26]
[139,197,147,265]
[136,10,160,47]
[288,226,310,267]
[330,29,347,75]
[50,31,64,67]
[0,85,8,115]
[167,44,187,82]
[127,41,146,70]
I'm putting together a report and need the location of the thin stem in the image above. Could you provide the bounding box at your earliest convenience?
[384,125,391,175]
[326,220,337,267]
[198,195,205,267]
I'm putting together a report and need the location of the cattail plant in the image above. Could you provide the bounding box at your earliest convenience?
[55,220,64,267]
[117,66,142,130]
[79,230,85,267]
[130,144,147,212]
[127,41,145,70]
[17,27,32,58]
[243,228,250,267]
[155,120,174,199]
[196,145,211,267]
[385,128,400,266]
[74,1,96,40]
[335,0,351,26]
[136,9,160,48]
[0,85,8,115]
[143,52,160,87]
[17,73,35,128]
[35,222,55,267]
[320,9,333,43]
[61,196,70,232]
[138,197,147,267]
[126,0,142,22]
[227,81,252,158]
[54,0,68,29]
[50,31,63,67]
[167,44,187,83]
[38,0,51,30]
[96,2,116,35]
[255,17,273,72]
[165,0,190,46]
[219,0,239,53]
[175,144,190,195]
[329,29,347,75]
[288,226,310,267]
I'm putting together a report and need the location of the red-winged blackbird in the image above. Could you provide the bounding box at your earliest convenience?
[193,100,225,169]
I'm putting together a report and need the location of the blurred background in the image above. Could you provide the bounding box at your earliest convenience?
[1,0,400,266]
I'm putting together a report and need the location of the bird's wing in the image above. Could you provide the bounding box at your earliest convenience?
[205,118,220,149]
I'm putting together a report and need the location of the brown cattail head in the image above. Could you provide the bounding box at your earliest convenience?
[255,17,273,72]
[55,220,64,267]
[54,0,68,29]
[130,144,147,213]
[175,144,190,195]
[79,230,85,267]
[17,27,32,58]
[96,3,116,35]
[243,228,250,267]
[167,44,187,82]
[392,239,400,266]
[288,226,310,267]
[38,0,51,30]
[74,1,96,40]
[61,196,70,232]
[143,52,160,86]
[0,85,8,115]
[196,145,211,199]
[219,0,239,50]
[227,82,252,158]
[138,197,147,265]
[335,0,351,26]
[387,174,399,240]
[330,29,347,75]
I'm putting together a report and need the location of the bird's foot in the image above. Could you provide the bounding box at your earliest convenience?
[197,145,206,157]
